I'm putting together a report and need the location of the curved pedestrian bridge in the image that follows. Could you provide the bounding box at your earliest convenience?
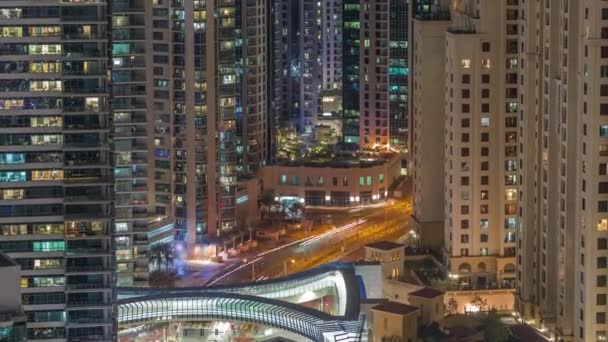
[117,263,372,341]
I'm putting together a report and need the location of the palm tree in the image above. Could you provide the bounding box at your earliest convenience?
[258,190,275,220]
[446,297,459,315]
[288,202,305,223]
[149,244,164,271]
[149,242,174,271]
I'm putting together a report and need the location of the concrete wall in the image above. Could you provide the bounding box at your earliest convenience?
[0,264,21,313]
[409,294,445,327]
[365,247,406,280]
[370,310,418,342]
[355,263,384,300]
[382,279,423,303]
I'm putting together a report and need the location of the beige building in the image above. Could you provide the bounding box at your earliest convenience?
[370,301,419,342]
[365,241,406,279]
[259,153,402,207]
[411,0,517,291]
[410,2,450,249]
[516,0,608,341]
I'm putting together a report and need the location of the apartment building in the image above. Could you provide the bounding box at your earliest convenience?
[359,0,391,148]
[0,1,114,340]
[410,0,449,247]
[320,0,343,131]
[237,0,268,174]
[343,0,361,144]
[517,1,608,341]
[443,0,518,291]
[388,0,409,151]
[412,0,517,290]
[112,0,270,281]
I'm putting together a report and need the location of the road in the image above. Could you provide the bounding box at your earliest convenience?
[210,198,413,285]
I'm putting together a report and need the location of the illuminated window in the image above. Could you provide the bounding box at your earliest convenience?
[0,153,25,164]
[32,277,64,287]
[0,99,24,110]
[84,97,100,114]
[30,62,61,73]
[28,44,61,55]
[599,219,608,232]
[32,241,65,252]
[0,171,26,182]
[461,59,471,68]
[481,58,491,69]
[31,170,63,181]
[0,224,27,235]
[31,135,62,145]
[505,189,517,201]
[32,224,64,234]
[28,26,61,37]
[33,259,62,270]
[1,189,24,200]
[1,27,23,37]
[29,80,62,92]
[30,116,62,128]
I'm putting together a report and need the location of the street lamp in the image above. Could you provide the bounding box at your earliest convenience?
[283,258,295,276]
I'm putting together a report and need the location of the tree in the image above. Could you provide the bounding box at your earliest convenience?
[287,201,305,222]
[483,310,509,342]
[446,297,459,315]
[430,278,459,291]
[258,190,276,220]
[148,242,175,271]
[469,295,488,312]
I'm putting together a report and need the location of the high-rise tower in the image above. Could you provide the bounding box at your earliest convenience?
[0,1,114,339]
[516,1,608,341]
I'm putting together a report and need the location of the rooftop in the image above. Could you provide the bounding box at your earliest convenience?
[0,251,17,267]
[372,301,418,316]
[366,241,404,251]
[409,287,444,299]
[509,324,551,342]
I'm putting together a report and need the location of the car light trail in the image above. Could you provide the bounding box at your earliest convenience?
[300,219,367,247]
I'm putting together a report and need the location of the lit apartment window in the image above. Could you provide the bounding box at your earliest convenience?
[31,170,63,181]
[28,44,61,55]
[598,219,608,232]
[462,59,471,68]
[0,27,23,37]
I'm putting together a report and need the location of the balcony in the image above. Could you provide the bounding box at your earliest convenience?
[65,283,108,291]
[66,300,110,308]
[65,265,110,273]
[65,248,110,256]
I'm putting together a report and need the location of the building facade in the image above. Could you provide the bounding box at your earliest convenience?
[112,0,270,279]
[342,0,361,144]
[410,0,449,243]
[442,0,518,290]
[411,0,517,291]
[259,153,402,208]
[388,0,409,151]
[516,1,608,341]
[0,1,114,339]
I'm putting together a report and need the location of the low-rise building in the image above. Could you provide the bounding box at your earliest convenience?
[409,287,445,327]
[365,241,406,279]
[259,153,402,208]
[370,301,419,342]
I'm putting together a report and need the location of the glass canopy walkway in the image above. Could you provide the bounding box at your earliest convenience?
[117,263,371,342]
